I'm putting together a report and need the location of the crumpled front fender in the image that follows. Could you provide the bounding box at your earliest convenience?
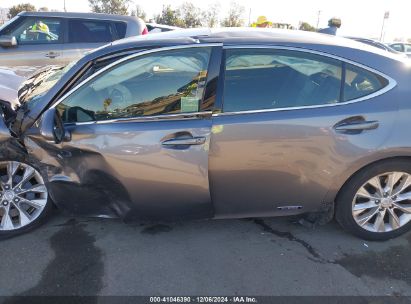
[22,135,130,218]
[0,117,11,141]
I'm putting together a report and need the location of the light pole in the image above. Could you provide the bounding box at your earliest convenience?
[316,10,321,29]
[380,11,389,42]
[63,0,66,12]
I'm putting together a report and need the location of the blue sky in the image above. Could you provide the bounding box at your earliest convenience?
[2,0,410,41]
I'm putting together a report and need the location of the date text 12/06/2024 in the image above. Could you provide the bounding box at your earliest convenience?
[149,297,258,303]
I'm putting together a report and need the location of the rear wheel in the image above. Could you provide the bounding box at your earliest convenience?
[336,159,411,241]
[0,161,51,238]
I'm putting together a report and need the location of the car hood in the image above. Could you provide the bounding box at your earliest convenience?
[0,67,26,109]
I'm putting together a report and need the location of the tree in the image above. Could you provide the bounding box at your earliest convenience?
[202,3,220,27]
[154,5,184,27]
[130,4,147,21]
[299,22,316,32]
[89,0,130,15]
[8,3,36,18]
[38,7,49,12]
[221,2,244,27]
[179,2,202,28]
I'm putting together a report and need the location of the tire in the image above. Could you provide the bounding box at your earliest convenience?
[0,160,52,239]
[336,159,411,241]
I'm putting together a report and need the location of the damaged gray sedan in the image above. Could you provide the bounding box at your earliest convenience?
[1,28,411,241]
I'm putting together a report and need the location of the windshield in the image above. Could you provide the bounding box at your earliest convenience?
[20,60,77,110]
[0,16,19,33]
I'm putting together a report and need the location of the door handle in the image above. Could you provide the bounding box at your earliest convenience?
[45,51,60,58]
[334,120,379,133]
[161,136,206,146]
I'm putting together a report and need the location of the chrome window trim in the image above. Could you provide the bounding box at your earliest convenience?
[69,111,212,126]
[52,43,222,124]
[214,45,397,117]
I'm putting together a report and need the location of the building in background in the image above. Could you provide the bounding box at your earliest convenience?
[251,16,295,30]
[0,8,9,25]
[272,23,295,30]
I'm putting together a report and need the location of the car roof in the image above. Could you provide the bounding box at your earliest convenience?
[111,27,395,55]
[18,11,139,22]
[80,27,408,89]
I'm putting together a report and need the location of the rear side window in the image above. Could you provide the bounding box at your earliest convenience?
[223,49,343,112]
[68,19,114,43]
[343,64,388,101]
[114,22,127,38]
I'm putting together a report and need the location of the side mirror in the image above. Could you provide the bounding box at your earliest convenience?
[0,36,17,48]
[39,108,71,144]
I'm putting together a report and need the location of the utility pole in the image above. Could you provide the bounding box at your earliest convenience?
[316,10,321,29]
[248,8,251,26]
[380,11,389,42]
[63,0,66,12]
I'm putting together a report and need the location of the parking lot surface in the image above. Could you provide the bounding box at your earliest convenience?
[1,211,411,297]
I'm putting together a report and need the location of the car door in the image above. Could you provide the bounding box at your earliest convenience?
[0,16,65,72]
[62,18,117,64]
[45,45,218,220]
[404,44,411,56]
[209,47,397,218]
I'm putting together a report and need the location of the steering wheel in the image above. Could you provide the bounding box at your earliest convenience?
[108,84,133,109]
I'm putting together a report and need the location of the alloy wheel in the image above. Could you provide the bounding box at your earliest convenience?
[352,171,411,233]
[0,161,48,231]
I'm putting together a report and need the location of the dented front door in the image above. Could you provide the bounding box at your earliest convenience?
[26,46,215,220]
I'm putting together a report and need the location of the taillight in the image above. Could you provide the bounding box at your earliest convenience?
[142,27,148,35]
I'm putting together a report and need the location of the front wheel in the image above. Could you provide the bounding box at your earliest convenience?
[336,159,411,241]
[0,161,52,238]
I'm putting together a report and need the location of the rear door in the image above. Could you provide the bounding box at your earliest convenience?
[210,47,397,218]
[63,18,117,64]
[0,16,65,72]
[48,45,220,219]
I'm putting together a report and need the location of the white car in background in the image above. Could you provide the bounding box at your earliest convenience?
[389,43,411,57]
[146,23,180,33]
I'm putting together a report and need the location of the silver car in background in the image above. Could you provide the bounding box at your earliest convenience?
[0,28,410,241]
[0,11,146,75]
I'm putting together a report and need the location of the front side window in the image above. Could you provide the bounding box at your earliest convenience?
[68,19,114,43]
[2,17,61,44]
[223,49,343,112]
[57,47,212,123]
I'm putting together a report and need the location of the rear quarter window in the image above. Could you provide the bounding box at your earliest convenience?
[343,64,389,101]
[114,22,127,38]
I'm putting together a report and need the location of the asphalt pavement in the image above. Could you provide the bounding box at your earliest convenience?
[1,211,411,297]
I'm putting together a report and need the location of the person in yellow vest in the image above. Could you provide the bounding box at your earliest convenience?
[251,16,273,28]
[28,20,50,40]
